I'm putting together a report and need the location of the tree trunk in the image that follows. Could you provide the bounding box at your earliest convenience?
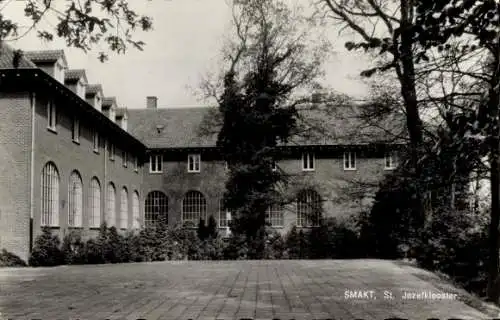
[398,0,425,229]
[487,43,500,302]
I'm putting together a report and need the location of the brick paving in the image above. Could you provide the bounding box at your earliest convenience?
[0,259,495,319]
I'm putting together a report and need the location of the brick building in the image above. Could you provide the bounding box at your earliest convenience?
[0,45,402,261]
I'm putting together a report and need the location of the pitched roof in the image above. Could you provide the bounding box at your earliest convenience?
[64,69,87,83]
[127,106,406,149]
[85,84,103,97]
[24,50,67,66]
[0,44,37,69]
[128,107,217,148]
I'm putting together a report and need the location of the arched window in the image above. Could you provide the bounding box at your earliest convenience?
[145,191,168,228]
[89,177,101,228]
[132,191,140,229]
[106,183,116,227]
[120,187,128,229]
[182,191,206,225]
[296,189,322,227]
[68,171,83,227]
[266,203,284,227]
[41,162,60,226]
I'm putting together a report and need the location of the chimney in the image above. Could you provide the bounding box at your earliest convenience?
[147,96,158,109]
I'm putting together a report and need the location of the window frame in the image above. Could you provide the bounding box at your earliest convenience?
[182,191,207,226]
[47,101,57,132]
[72,117,80,143]
[134,156,139,172]
[122,150,128,167]
[187,154,201,173]
[41,162,60,227]
[68,171,83,228]
[149,154,163,173]
[384,151,397,170]
[132,191,140,229]
[266,203,284,227]
[145,191,168,229]
[106,183,116,227]
[218,199,232,228]
[296,189,322,227]
[343,151,356,171]
[302,152,315,171]
[92,130,99,153]
[120,187,128,229]
[89,177,101,228]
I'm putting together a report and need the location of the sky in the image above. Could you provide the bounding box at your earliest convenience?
[2,0,371,110]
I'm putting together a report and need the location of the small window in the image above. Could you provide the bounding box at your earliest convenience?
[134,156,138,172]
[92,130,99,153]
[344,151,356,170]
[302,152,315,171]
[150,154,163,173]
[109,143,115,160]
[219,199,232,228]
[122,151,128,167]
[47,101,56,131]
[187,154,201,173]
[72,117,80,143]
[271,160,277,172]
[385,151,397,170]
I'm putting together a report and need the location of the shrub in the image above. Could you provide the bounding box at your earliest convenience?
[285,226,309,259]
[223,233,248,260]
[61,231,86,265]
[263,228,286,259]
[415,207,489,296]
[83,238,104,264]
[29,227,64,267]
[206,215,218,239]
[0,249,27,267]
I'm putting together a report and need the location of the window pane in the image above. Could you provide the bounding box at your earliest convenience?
[145,191,168,228]
[182,191,206,225]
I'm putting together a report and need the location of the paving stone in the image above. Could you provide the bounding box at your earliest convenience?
[0,260,493,319]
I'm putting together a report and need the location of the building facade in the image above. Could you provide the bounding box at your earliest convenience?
[0,46,401,261]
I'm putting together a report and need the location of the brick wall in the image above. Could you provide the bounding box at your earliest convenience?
[142,148,391,235]
[31,92,143,243]
[0,92,33,261]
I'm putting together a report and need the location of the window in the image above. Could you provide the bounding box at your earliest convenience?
[132,191,140,229]
[302,152,315,171]
[187,154,201,172]
[271,160,278,171]
[266,203,284,227]
[182,191,207,225]
[41,162,60,226]
[68,171,83,227]
[344,151,356,170]
[72,118,80,143]
[385,151,397,170]
[93,130,99,153]
[89,177,101,228]
[219,199,232,228]
[120,188,128,229]
[134,156,139,172]
[122,151,128,167]
[150,154,162,173]
[47,101,56,131]
[297,189,321,227]
[106,183,116,227]
[109,143,115,160]
[145,191,168,229]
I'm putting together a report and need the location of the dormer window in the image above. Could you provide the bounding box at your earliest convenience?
[95,95,102,112]
[76,80,86,98]
[54,61,65,83]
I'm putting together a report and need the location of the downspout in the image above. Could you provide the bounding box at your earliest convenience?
[29,91,36,253]
[103,135,107,226]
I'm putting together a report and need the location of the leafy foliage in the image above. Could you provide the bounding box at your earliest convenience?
[29,227,65,267]
[61,230,86,265]
[0,249,27,267]
[1,0,153,62]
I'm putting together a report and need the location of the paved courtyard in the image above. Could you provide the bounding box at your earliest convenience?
[0,259,497,319]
